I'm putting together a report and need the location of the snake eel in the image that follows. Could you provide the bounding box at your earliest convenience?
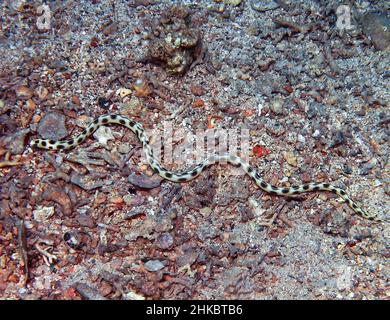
[30,113,376,220]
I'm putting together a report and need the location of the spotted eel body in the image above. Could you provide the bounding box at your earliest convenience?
[30,114,376,220]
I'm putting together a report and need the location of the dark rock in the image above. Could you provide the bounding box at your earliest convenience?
[176,247,199,267]
[128,173,162,189]
[322,210,350,237]
[359,158,377,176]
[48,59,68,72]
[349,226,372,241]
[98,244,120,255]
[237,204,255,223]
[0,114,17,134]
[330,130,346,148]
[155,232,173,249]
[75,283,107,300]
[307,102,325,119]
[97,97,111,109]
[1,128,29,155]
[37,112,68,140]
[76,213,96,228]
[128,0,156,8]
[343,165,353,175]
[123,206,146,220]
[360,12,390,51]
[63,230,91,251]
[384,183,390,196]
[227,243,239,257]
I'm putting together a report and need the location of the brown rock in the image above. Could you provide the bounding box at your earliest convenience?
[128,173,162,189]
[301,172,311,184]
[190,85,205,96]
[42,186,72,216]
[76,214,96,228]
[102,22,118,36]
[71,95,80,106]
[15,86,33,100]
[99,280,113,297]
[37,112,68,140]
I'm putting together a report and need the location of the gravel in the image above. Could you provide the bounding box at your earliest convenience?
[0,0,388,300]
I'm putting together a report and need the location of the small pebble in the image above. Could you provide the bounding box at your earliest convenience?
[98,97,111,109]
[269,97,284,114]
[144,260,164,272]
[330,130,346,148]
[307,103,325,119]
[297,134,306,144]
[325,95,337,106]
[33,206,55,222]
[64,231,90,251]
[123,195,145,206]
[26,99,36,110]
[192,98,205,108]
[128,173,162,189]
[336,266,353,291]
[359,158,377,175]
[251,0,279,12]
[343,165,353,174]
[123,206,146,220]
[224,0,242,6]
[110,196,124,204]
[283,151,297,166]
[190,85,205,96]
[102,22,118,36]
[199,207,212,217]
[384,183,390,196]
[75,115,93,128]
[49,59,67,72]
[98,244,120,255]
[156,233,173,249]
[42,187,73,216]
[15,86,33,100]
[76,214,96,228]
[120,97,142,114]
[34,86,49,100]
[93,126,114,145]
[312,129,321,138]
[123,292,145,300]
[116,88,132,98]
[70,173,103,191]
